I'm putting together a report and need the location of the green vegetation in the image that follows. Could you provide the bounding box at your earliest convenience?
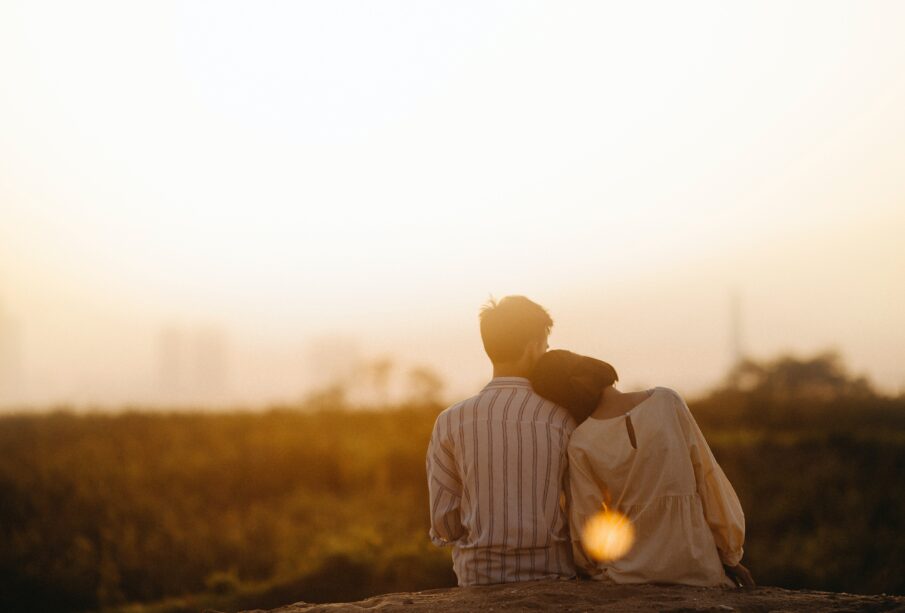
[1,352,903,612]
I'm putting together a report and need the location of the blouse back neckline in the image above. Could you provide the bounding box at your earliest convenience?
[586,386,660,423]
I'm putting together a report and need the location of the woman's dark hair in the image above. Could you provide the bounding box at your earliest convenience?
[530,349,619,424]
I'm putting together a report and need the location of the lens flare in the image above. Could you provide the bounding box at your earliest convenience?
[581,509,635,562]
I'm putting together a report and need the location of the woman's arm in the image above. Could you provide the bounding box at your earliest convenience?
[673,392,748,572]
[568,446,606,578]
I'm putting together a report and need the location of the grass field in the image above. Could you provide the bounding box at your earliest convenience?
[1,387,903,612]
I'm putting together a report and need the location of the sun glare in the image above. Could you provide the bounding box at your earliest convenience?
[581,507,635,563]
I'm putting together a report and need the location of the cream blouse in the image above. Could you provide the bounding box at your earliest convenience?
[567,386,745,587]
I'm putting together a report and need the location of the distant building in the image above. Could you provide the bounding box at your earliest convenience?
[193,327,228,401]
[725,290,747,391]
[157,324,229,406]
[158,326,185,402]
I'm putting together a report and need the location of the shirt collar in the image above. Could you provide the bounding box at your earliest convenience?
[482,376,533,392]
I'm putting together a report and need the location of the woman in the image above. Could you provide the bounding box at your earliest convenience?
[530,350,754,588]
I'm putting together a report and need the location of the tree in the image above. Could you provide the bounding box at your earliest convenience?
[406,366,444,407]
[722,350,875,402]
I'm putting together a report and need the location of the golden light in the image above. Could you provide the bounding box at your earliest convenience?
[581,508,635,562]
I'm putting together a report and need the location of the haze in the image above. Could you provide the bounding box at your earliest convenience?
[1,1,904,409]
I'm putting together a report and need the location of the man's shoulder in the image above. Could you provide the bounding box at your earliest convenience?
[432,395,477,433]
[438,394,478,418]
[520,390,576,431]
[437,388,574,428]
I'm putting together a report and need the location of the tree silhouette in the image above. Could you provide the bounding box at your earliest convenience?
[406,366,444,406]
[723,350,874,402]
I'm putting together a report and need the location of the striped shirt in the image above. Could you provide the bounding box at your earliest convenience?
[426,376,577,586]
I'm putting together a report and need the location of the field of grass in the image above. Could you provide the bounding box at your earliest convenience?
[1,389,903,612]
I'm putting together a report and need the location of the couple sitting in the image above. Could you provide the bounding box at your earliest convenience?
[426,296,754,588]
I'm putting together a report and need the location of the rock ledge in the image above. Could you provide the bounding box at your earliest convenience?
[237,580,905,612]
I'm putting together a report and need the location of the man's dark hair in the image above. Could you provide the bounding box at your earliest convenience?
[530,349,619,423]
[479,296,553,364]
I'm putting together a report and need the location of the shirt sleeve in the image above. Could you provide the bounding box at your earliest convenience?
[567,446,605,579]
[675,393,746,567]
[559,415,577,526]
[426,415,465,547]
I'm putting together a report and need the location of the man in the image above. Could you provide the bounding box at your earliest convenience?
[426,296,576,585]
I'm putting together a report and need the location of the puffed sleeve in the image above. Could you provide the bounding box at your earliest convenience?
[426,413,465,546]
[567,444,605,578]
[674,392,746,567]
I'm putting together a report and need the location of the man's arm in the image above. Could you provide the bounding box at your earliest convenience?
[426,418,464,546]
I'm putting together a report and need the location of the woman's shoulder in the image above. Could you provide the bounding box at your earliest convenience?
[647,387,699,436]
[645,387,693,423]
[651,386,684,404]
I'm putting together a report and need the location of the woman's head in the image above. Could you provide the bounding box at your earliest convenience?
[530,350,619,424]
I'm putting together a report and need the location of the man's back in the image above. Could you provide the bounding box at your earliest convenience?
[426,376,577,585]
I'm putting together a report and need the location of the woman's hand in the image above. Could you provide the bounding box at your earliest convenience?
[724,562,755,588]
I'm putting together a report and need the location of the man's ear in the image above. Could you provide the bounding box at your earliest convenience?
[533,338,548,355]
[523,339,545,363]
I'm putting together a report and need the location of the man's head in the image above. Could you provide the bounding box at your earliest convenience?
[479,296,553,371]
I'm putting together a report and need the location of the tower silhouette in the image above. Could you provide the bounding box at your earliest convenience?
[729,290,744,368]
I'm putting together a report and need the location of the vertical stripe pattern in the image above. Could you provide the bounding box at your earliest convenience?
[426,377,577,586]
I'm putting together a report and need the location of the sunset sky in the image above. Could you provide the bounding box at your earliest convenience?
[1,1,904,408]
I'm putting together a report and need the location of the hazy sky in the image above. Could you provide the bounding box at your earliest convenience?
[1,1,904,408]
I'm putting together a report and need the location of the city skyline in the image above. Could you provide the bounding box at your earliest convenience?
[0,284,900,411]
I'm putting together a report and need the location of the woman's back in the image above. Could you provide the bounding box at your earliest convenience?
[567,386,744,586]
